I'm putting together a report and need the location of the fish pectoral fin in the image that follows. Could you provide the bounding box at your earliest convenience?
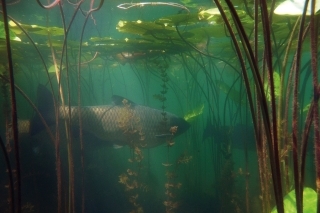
[113,144,123,149]
[155,134,172,138]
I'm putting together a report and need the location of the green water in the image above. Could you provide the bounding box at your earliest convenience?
[0,0,319,212]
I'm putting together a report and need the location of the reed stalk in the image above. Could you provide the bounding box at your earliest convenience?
[309,1,320,211]
[211,0,297,211]
[289,0,310,211]
[76,1,104,212]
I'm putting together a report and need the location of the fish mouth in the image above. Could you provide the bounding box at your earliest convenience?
[170,116,190,136]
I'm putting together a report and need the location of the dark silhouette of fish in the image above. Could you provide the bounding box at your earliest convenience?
[202,117,255,150]
[27,84,190,148]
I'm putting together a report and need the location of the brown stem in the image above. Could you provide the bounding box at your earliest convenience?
[36,0,60,9]
[309,2,320,211]
[76,1,105,212]
[290,0,311,210]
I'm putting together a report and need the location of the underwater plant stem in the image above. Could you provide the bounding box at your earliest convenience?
[56,4,76,212]
[76,1,104,212]
[309,2,320,211]
[0,136,14,213]
[290,0,310,211]
[46,24,65,213]
[259,2,285,212]
[117,2,189,12]
[36,0,60,9]
[291,48,303,213]
[278,18,300,192]
[52,2,84,211]
[300,99,315,197]
[243,113,250,213]
[253,0,268,210]
[279,17,300,109]
[213,0,285,211]
[180,53,214,116]
[1,1,21,212]
[0,14,56,98]
[45,1,82,211]
[213,1,272,210]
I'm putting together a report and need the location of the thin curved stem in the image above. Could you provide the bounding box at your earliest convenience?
[174,25,241,74]
[117,2,189,12]
[0,14,57,101]
[76,1,104,212]
[213,0,285,211]
[36,0,60,9]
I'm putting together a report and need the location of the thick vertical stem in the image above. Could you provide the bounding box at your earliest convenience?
[253,0,268,211]
[309,2,320,211]
[279,17,300,193]
[292,52,302,213]
[291,0,310,210]
[259,0,284,211]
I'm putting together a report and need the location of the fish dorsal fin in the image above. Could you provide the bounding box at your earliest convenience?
[112,95,136,106]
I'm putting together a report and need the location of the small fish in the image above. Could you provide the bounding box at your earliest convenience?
[29,85,190,148]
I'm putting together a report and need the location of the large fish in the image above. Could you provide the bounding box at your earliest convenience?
[27,84,190,148]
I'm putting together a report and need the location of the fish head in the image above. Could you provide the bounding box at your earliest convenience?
[169,116,190,136]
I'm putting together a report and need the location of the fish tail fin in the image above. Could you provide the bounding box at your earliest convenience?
[30,84,55,135]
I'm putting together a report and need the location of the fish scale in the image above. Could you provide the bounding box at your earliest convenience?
[29,85,190,148]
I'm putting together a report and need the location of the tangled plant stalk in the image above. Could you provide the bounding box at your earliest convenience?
[117,98,145,213]
[211,0,319,212]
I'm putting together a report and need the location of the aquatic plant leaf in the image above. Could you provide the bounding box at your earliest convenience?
[155,13,203,27]
[0,21,21,41]
[180,0,199,8]
[264,71,281,102]
[271,187,316,213]
[154,9,225,27]
[47,64,67,73]
[90,36,114,42]
[303,103,311,113]
[301,102,320,114]
[89,36,190,61]
[184,104,204,122]
[181,1,198,8]
[8,21,64,36]
[117,20,176,37]
[29,25,64,36]
[274,0,320,15]
[115,19,232,55]
[186,25,228,41]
